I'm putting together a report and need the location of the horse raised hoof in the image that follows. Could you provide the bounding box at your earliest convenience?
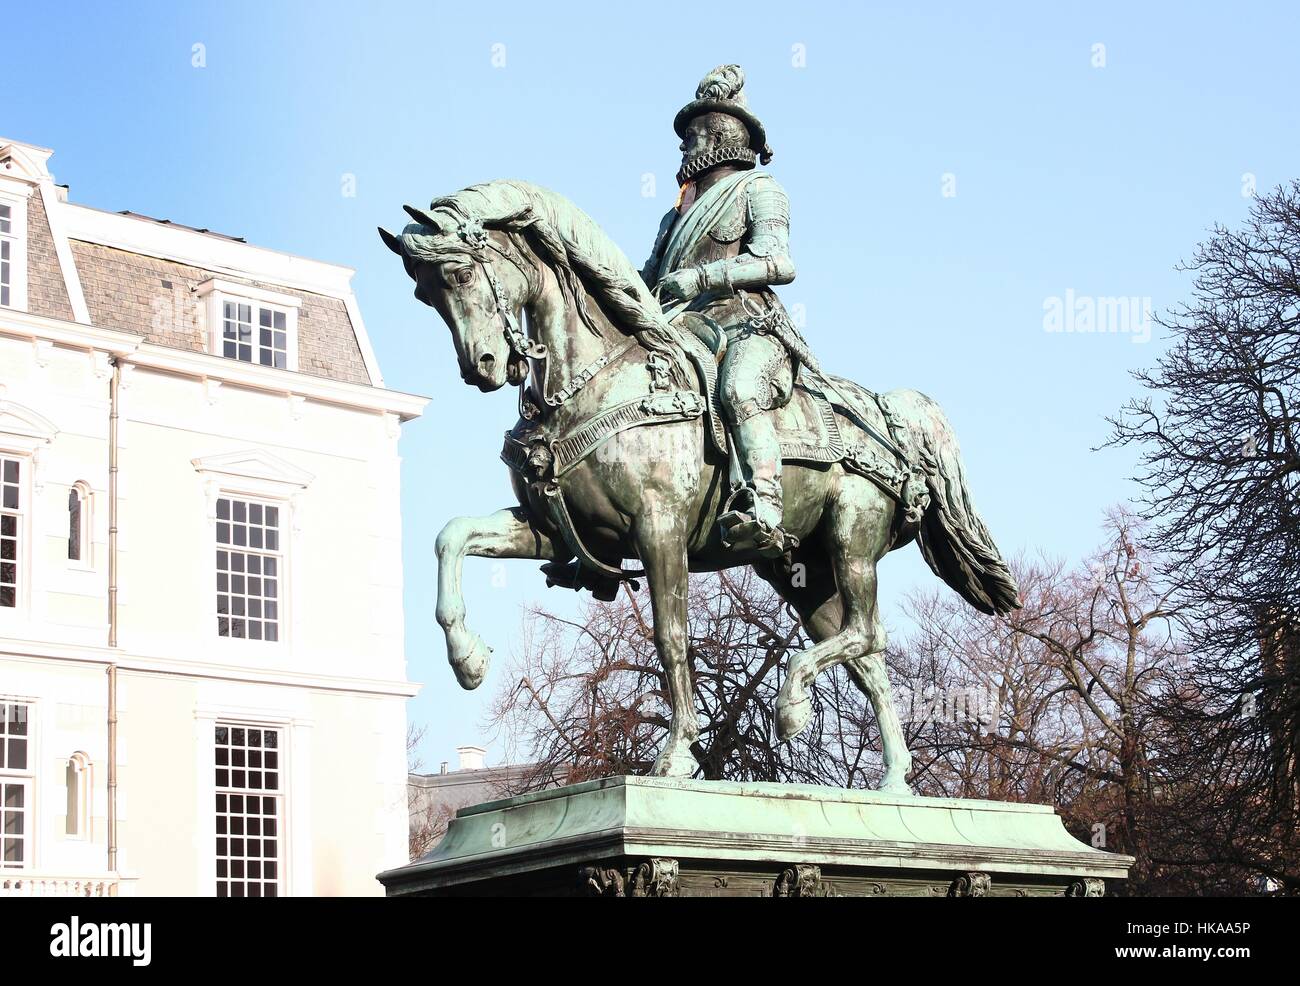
[775,686,813,743]
[447,629,492,691]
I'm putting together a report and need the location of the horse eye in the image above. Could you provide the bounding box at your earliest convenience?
[454,268,473,285]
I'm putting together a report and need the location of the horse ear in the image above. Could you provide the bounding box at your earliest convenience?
[403,204,441,230]
[377,227,404,256]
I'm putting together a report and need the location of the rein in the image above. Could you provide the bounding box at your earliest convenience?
[472,235,639,419]
[471,224,663,582]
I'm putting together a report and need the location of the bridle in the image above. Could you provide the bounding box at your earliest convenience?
[435,208,638,419]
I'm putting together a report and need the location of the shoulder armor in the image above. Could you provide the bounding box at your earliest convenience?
[746,174,790,227]
[744,174,791,260]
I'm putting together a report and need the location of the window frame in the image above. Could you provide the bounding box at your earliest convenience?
[1,453,27,614]
[0,700,34,870]
[0,188,29,312]
[196,278,301,372]
[213,721,285,897]
[0,407,57,625]
[66,480,93,570]
[213,492,287,646]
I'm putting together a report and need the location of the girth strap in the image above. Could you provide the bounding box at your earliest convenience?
[540,481,643,581]
[501,389,706,583]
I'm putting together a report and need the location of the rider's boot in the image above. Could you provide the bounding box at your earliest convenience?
[718,413,794,559]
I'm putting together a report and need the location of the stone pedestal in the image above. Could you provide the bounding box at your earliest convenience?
[379,776,1131,897]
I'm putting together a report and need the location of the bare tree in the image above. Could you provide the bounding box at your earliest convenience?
[1109,180,1300,892]
[488,567,883,791]
[893,511,1182,892]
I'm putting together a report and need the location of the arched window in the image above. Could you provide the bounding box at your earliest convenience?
[67,482,90,563]
[65,752,90,838]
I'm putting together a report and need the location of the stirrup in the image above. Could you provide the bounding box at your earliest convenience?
[718,488,797,558]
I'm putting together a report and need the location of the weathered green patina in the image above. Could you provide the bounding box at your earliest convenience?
[379,64,1021,786]
[379,777,1130,897]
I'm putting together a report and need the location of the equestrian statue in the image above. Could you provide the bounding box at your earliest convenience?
[380,65,1021,790]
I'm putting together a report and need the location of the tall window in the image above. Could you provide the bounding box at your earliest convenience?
[65,753,90,838]
[1,702,31,869]
[67,485,83,561]
[0,203,13,308]
[222,300,289,369]
[1,457,20,609]
[215,496,281,641]
[214,724,283,897]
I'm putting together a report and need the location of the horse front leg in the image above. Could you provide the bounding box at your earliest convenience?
[633,501,700,778]
[435,506,565,690]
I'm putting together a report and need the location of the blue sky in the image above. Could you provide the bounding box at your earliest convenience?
[7,1,1298,769]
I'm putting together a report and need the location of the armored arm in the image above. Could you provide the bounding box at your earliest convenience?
[694,176,794,293]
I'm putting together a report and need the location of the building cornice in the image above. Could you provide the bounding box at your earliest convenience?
[0,304,141,354]
[0,306,429,421]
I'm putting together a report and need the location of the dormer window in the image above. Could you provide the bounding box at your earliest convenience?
[196,279,300,371]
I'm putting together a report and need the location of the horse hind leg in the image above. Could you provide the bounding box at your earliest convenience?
[842,646,913,794]
[758,561,912,793]
[761,487,913,793]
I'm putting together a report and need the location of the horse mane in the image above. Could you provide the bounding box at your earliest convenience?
[405,180,690,369]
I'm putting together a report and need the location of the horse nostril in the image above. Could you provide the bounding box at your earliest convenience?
[478,353,496,372]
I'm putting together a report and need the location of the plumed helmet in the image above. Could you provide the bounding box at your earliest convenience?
[673,64,773,165]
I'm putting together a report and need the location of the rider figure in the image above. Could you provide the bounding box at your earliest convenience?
[642,64,819,559]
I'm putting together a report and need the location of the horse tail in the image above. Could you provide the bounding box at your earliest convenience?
[887,389,1021,616]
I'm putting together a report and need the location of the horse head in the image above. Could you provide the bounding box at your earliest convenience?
[379,205,534,393]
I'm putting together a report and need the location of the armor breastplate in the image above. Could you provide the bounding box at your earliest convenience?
[669,192,747,269]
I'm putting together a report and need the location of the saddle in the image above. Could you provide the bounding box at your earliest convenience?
[672,316,922,515]
[503,323,928,595]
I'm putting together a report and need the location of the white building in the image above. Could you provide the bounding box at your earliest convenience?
[0,138,427,896]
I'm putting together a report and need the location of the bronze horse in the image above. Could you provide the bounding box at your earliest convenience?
[381,180,1019,790]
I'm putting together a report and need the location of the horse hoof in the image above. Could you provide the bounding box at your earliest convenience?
[448,631,492,690]
[650,747,699,779]
[776,691,812,743]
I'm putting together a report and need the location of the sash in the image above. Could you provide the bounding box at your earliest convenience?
[656,170,762,281]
